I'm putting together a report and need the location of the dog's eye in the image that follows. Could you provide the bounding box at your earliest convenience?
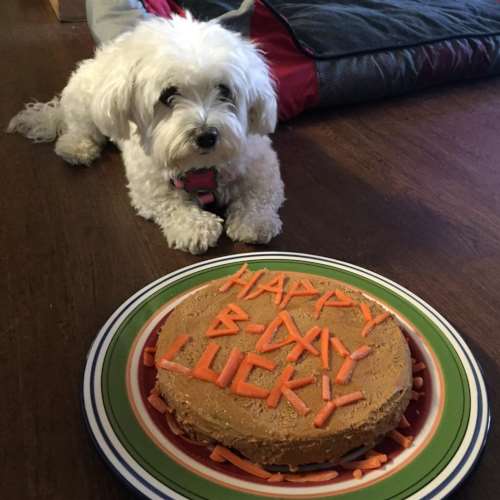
[159,86,178,107]
[218,84,232,101]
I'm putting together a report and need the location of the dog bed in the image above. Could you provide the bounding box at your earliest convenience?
[87,0,500,120]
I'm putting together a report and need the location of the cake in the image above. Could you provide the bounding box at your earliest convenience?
[149,264,413,471]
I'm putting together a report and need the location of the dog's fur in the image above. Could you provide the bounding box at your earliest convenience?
[8,15,284,254]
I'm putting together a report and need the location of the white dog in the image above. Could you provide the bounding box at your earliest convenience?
[8,15,284,254]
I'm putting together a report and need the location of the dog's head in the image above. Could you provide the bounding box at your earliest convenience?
[91,15,277,176]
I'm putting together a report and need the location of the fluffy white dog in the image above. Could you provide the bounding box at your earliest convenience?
[8,15,284,254]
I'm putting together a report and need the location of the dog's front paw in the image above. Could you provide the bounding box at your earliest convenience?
[55,133,102,166]
[164,210,224,254]
[226,211,282,244]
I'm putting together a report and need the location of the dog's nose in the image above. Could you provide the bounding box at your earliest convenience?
[195,128,218,149]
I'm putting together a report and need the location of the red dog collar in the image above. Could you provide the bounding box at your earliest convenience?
[172,167,217,207]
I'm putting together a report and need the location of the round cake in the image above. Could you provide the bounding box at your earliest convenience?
[153,264,412,467]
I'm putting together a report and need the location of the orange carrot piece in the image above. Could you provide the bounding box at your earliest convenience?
[413,376,424,389]
[335,289,353,303]
[245,323,266,334]
[237,269,265,299]
[320,327,330,369]
[161,334,191,361]
[412,362,426,374]
[144,346,156,354]
[143,352,155,367]
[235,381,270,399]
[279,279,319,309]
[366,450,388,463]
[322,373,331,401]
[213,445,272,479]
[353,469,363,479]
[209,447,226,463]
[165,413,184,436]
[314,291,335,319]
[286,375,315,390]
[245,352,277,372]
[281,386,310,416]
[286,325,321,362]
[260,336,296,353]
[147,393,169,414]
[206,303,249,337]
[230,359,252,393]
[359,303,373,322]
[342,457,382,470]
[280,311,319,356]
[335,358,357,385]
[232,353,275,398]
[192,342,220,383]
[267,472,284,483]
[398,415,411,429]
[374,312,391,324]
[313,401,337,428]
[333,391,365,407]
[255,314,282,352]
[158,359,192,375]
[267,365,294,408]
[314,291,354,319]
[361,312,391,337]
[284,470,339,482]
[330,337,350,358]
[216,347,243,388]
[245,272,287,305]
[388,430,413,449]
[350,345,372,361]
[219,263,248,292]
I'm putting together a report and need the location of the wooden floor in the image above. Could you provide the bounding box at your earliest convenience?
[2,1,499,498]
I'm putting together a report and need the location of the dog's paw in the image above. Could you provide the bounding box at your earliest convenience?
[164,210,224,254]
[226,211,282,244]
[55,133,102,166]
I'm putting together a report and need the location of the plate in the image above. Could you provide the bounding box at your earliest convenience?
[82,252,490,499]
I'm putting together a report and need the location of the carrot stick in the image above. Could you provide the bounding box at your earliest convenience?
[284,470,339,482]
[333,391,365,407]
[245,272,286,304]
[143,352,155,367]
[335,358,357,385]
[359,303,372,322]
[360,319,376,338]
[286,326,321,362]
[281,311,319,356]
[235,381,269,398]
[237,269,265,299]
[165,413,184,436]
[157,359,192,375]
[209,448,226,463]
[219,263,248,292]
[365,450,388,463]
[412,362,426,374]
[388,430,413,448]
[279,279,319,309]
[313,401,336,428]
[267,365,294,408]
[321,327,330,369]
[216,348,243,388]
[245,323,266,334]
[286,375,315,390]
[212,445,272,479]
[281,386,310,416]
[350,345,372,361]
[330,337,350,358]
[161,334,191,361]
[267,472,284,482]
[246,352,277,372]
[398,415,411,429]
[255,314,282,352]
[147,393,170,414]
[413,376,424,389]
[260,336,295,352]
[192,342,220,383]
[144,346,156,354]
[230,359,252,393]
[342,457,382,470]
[353,469,363,479]
[335,289,353,303]
[314,291,335,319]
[374,312,391,324]
[322,373,331,401]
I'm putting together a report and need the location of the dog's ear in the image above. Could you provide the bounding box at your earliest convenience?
[246,46,278,135]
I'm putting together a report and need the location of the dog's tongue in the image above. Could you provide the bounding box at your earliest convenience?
[182,168,217,192]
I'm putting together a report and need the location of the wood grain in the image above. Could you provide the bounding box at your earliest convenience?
[1,1,498,498]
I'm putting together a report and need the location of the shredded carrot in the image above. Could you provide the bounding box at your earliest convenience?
[412,362,426,374]
[342,457,382,470]
[286,325,321,362]
[322,373,331,401]
[143,351,155,367]
[165,413,184,436]
[219,263,249,292]
[209,447,226,463]
[286,375,315,390]
[335,357,357,385]
[158,359,192,375]
[320,327,330,369]
[413,376,424,389]
[245,323,266,334]
[212,445,272,479]
[161,334,191,362]
[359,303,373,322]
[313,401,336,428]
[398,415,411,429]
[237,269,265,299]
[147,393,170,414]
[267,472,284,482]
[333,391,365,407]
[192,342,220,383]
[216,347,243,388]
[235,381,269,398]
[330,337,350,358]
[353,469,363,479]
[280,279,319,309]
[284,470,339,482]
[267,365,294,408]
[350,345,372,361]
[245,272,287,305]
[144,346,156,354]
[281,311,319,356]
[281,386,310,416]
[388,430,413,449]
[366,450,388,463]
[230,359,252,393]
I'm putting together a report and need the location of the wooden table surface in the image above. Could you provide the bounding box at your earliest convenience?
[1,1,498,498]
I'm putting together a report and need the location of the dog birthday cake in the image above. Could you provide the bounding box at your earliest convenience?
[145,264,414,479]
